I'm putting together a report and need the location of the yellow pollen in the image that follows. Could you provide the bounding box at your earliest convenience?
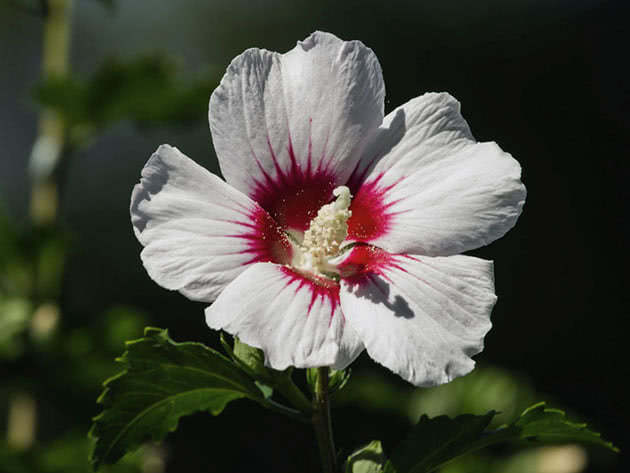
[297,186,352,275]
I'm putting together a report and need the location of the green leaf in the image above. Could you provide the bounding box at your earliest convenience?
[502,402,618,450]
[255,381,274,399]
[384,411,495,473]
[233,336,273,383]
[335,366,536,427]
[220,334,274,398]
[384,402,617,473]
[220,333,311,415]
[345,440,386,473]
[89,327,264,470]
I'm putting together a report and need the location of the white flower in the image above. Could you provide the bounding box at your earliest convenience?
[130,32,526,387]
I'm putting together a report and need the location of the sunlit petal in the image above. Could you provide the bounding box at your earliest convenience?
[338,245,495,386]
[346,92,526,255]
[209,31,385,232]
[131,145,291,302]
[206,263,363,370]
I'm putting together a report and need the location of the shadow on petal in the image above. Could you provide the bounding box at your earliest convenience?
[345,273,414,319]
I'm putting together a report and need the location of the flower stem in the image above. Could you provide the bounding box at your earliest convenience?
[312,367,337,473]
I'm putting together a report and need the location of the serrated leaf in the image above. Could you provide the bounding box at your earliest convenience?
[384,411,495,473]
[503,402,618,450]
[89,327,263,470]
[384,402,617,473]
[345,440,386,473]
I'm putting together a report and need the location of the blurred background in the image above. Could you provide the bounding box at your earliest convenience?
[0,0,627,472]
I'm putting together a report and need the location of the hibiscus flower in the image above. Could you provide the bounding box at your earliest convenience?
[130,31,525,387]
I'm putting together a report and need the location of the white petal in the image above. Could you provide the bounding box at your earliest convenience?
[338,246,496,386]
[209,31,385,232]
[206,262,363,370]
[346,92,526,255]
[131,145,291,302]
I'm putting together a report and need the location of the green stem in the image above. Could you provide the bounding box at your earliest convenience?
[312,367,337,473]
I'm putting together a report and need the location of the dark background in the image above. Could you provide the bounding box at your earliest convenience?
[1,0,627,472]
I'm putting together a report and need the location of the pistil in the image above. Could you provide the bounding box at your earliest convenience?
[294,186,352,277]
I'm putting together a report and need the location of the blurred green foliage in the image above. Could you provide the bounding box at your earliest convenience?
[6,0,114,20]
[0,209,64,359]
[0,431,146,473]
[0,297,31,359]
[34,55,217,147]
[337,366,536,428]
[435,447,586,473]
[1,197,152,469]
